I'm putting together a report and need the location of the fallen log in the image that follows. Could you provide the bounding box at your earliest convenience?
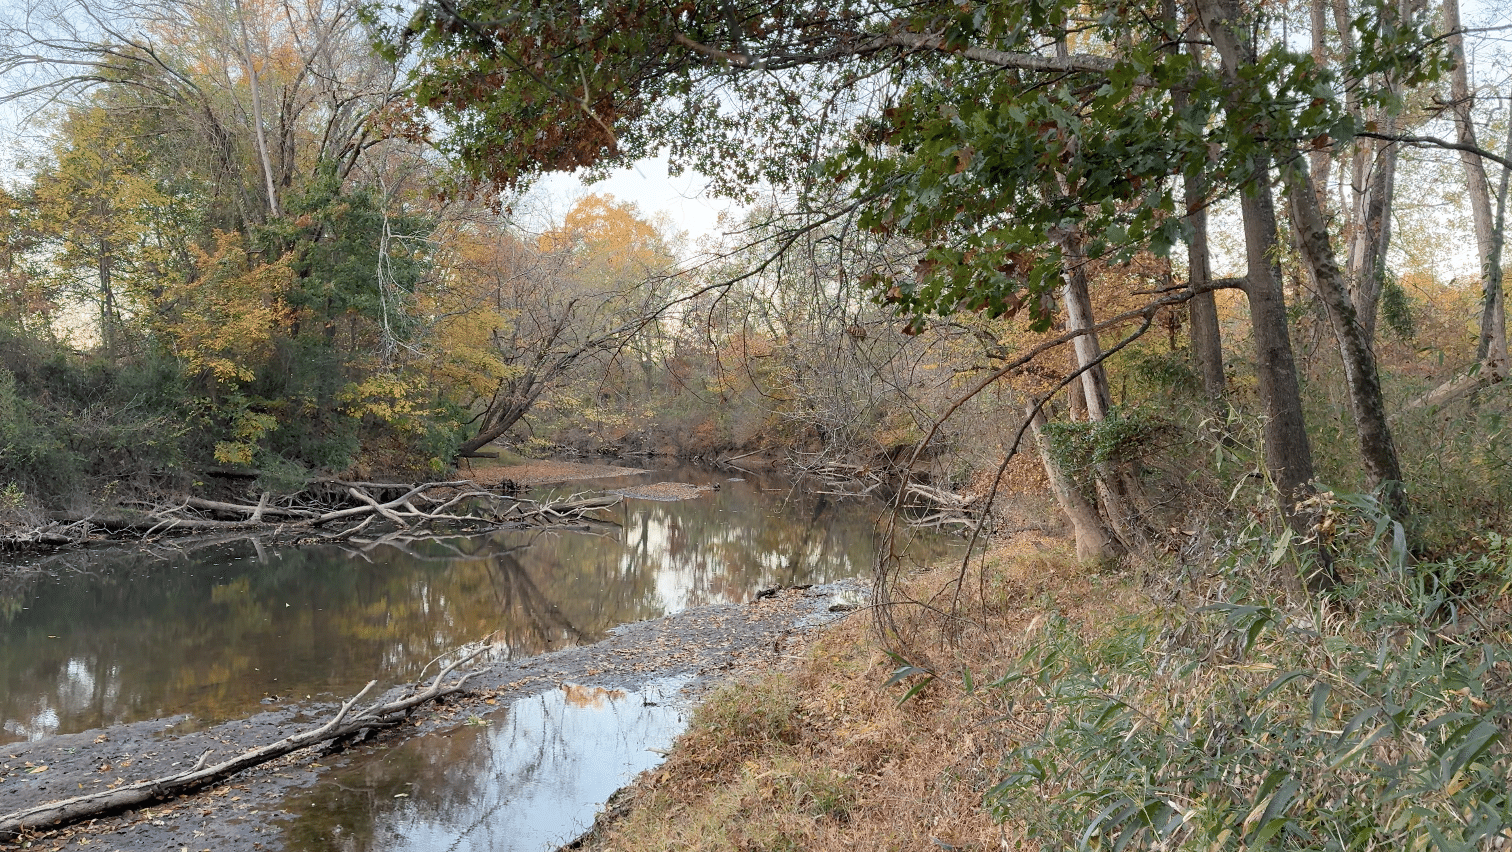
[1391,358,1508,421]
[0,649,486,841]
[183,496,316,520]
[903,482,977,509]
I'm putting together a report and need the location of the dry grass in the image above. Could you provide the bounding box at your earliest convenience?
[577,533,1147,852]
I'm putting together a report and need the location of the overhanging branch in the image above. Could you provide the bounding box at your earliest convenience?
[1356,131,1512,171]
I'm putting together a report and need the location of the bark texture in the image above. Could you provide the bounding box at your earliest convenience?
[1196,0,1319,517]
[1287,168,1408,523]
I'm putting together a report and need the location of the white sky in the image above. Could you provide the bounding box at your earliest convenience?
[528,153,739,246]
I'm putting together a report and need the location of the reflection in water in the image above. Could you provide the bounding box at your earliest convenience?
[0,466,961,742]
[278,679,689,852]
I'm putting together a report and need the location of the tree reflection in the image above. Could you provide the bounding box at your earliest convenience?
[0,467,961,742]
[277,681,687,852]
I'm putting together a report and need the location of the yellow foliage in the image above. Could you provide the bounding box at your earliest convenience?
[338,373,437,435]
[416,221,526,395]
[162,232,292,386]
[540,193,675,280]
[213,406,278,465]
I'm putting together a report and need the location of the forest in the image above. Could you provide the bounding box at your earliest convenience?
[2,0,1512,845]
[0,0,1502,556]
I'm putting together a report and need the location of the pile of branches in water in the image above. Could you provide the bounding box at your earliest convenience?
[800,459,983,531]
[1,480,622,551]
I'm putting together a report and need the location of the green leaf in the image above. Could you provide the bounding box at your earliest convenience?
[1257,669,1312,700]
[1443,719,1500,782]
[897,676,935,707]
[1247,775,1300,848]
[1309,681,1331,725]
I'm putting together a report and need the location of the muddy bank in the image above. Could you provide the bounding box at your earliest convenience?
[0,582,863,851]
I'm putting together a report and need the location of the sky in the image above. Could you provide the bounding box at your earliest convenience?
[526,153,739,246]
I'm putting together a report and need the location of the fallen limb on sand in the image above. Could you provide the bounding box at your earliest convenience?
[0,649,487,841]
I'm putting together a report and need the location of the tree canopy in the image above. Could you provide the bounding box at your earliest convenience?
[391,0,1451,548]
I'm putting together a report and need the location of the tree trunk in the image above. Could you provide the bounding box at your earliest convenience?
[1446,0,1508,367]
[97,241,117,358]
[1184,165,1226,401]
[1309,0,1333,198]
[1485,119,1512,367]
[1347,131,1398,339]
[1170,26,1227,402]
[233,0,281,220]
[1286,166,1408,522]
[1058,229,1151,549]
[458,384,537,456]
[1028,402,1120,562]
[1196,0,1319,519]
[1239,174,1318,514]
[1060,237,1112,420]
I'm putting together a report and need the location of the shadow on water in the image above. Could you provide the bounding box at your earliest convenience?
[0,464,962,743]
[277,678,690,852]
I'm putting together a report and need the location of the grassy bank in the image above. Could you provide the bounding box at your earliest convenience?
[577,517,1512,851]
[571,535,1131,850]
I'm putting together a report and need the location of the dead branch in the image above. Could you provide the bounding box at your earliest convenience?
[30,478,625,552]
[348,486,412,528]
[1391,358,1508,421]
[0,649,486,841]
[183,496,314,520]
[311,481,472,525]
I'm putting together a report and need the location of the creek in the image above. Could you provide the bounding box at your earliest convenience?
[0,463,963,849]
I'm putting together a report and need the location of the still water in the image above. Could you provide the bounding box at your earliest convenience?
[0,465,956,744]
[278,678,691,851]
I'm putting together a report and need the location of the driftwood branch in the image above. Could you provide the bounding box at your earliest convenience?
[0,649,486,841]
[183,496,314,520]
[796,459,981,530]
[8,480,625,551]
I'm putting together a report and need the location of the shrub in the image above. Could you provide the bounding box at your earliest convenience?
[986,513,1512,851]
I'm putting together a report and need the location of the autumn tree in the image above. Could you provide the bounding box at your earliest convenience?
[0,0,466,483]
[0,0,407,231]
[29,104,194,356]
[424,194,681,456]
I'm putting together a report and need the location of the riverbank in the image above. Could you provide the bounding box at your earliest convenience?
[0,582,861,850]
[565,533,1102,851]
[568,526,1512,851]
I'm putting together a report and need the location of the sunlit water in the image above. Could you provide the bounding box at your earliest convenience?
[277,678,691,852]
[0,465,959,743]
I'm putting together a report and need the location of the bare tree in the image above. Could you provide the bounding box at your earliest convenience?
[0,0,404,229]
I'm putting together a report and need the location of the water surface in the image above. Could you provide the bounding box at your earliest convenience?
[277,678,690,851]
[1,465,957,743]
